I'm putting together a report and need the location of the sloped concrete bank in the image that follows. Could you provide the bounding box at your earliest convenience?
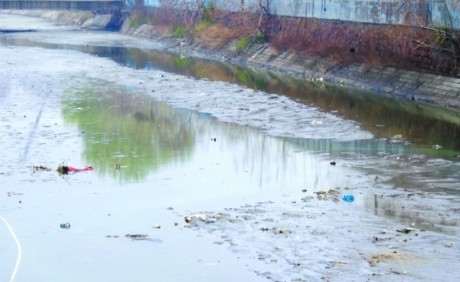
[5,9,460,112]
[1,9,123,29]
[248,46,460,111]
[120,18,460,112]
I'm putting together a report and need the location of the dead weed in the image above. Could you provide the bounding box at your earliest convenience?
[195,23,249,48]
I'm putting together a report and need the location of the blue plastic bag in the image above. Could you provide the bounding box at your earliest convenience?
[342,194,355,203]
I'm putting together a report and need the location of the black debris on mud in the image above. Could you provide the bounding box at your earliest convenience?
[29,165,52,172]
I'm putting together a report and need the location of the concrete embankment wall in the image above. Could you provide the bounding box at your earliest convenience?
[259,0,459,29]
[145,0,460,29]
[0,0,124,13]
[0,8,123,29]
[249,46,460,111]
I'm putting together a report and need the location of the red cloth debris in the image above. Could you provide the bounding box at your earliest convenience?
[58,165,93,174]
[67,166,93,173]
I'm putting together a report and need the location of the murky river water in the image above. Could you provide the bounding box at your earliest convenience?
[1,13,459,282]
[3,30,460,152]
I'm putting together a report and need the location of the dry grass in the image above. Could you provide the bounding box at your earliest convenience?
[131,6,459,76]
[155,24,176,36]
[194,23,247,48]
[267,17,459,76]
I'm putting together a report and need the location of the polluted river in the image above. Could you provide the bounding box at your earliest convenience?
[1,13,460,282]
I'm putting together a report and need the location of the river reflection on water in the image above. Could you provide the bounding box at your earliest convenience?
[1,33,460,152]
[3,15,460,282]
[1,24,459,234]
[60,78,356,192]
[86,46,460,152]
[59,77,459,236]
[61,81,195,181]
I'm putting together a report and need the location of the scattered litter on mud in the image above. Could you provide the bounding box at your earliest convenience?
[185,214,218,225]
[1,16,459,282]
[29,164,93,175]
[181,194,460,282]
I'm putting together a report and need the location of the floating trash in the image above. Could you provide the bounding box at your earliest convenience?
[342,194,355,203]
[315,189,341,201]
[271,227,292,235]
[396,227,417,234]
[125,234,148,240]
[29,165,52,172]
[57,164,93,175]
[185,214,217,224]
[60,223,71,229]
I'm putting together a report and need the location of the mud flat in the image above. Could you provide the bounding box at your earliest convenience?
[0,42,273,282]
[1,13,460,282]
